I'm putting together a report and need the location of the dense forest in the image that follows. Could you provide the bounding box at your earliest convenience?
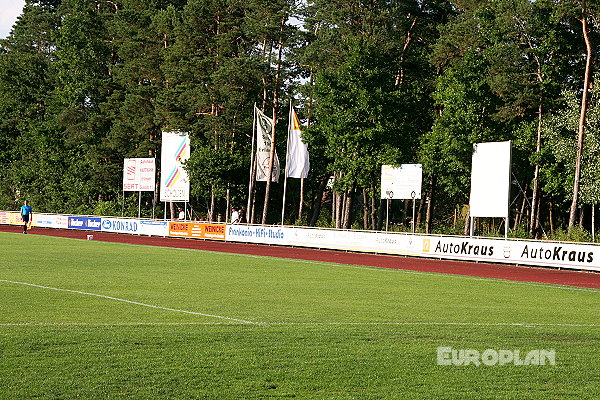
[1,0,599,240]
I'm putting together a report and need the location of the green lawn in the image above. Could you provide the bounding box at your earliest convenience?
[0,233,599,399]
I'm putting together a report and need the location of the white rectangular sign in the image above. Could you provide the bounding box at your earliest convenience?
[160,131,190,201]
[381,164,422,199]
[123,158,155,192]
[470,141,511,218]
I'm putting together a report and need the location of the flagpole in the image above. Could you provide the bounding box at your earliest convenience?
[281,101,292,225]
[247,103,257,223]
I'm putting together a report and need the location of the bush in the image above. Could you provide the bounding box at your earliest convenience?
[549,226,594,243]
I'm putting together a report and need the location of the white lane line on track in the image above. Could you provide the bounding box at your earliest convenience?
[0,279,255,325]
[0,321,598,327]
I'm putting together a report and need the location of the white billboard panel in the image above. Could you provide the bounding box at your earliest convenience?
[380,164,422,200]
[160,131,190,201]
[123,158,155,192]
[469,141,511,218]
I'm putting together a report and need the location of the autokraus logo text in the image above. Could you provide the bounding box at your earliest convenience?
[520,245,593,264]
[434,240,494,257]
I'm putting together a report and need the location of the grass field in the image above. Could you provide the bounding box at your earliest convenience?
[1,232,599,399]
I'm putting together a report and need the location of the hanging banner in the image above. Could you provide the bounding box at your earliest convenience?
[255,105,280,182]
[160,131,190,201]
[123,158,156,192]
[285,107,310,178]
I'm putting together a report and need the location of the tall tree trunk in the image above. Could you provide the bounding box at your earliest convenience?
[515,184,528,231]
[335,190,343,229]
[209,190,215,222]
[332,180,337,226]
[592,204,596,241]
[363,189,369,230]
[416,198,424,230]
[262,15,286,225]
[395,16,417,87]
[536,195,542,238]
[377,199,384,231]
[425,176,436,234]
[370,187,377,230]
[463,206,470,236]
[549,202,555,236]
[569,5,593,228]
[309,176,327,226]
[530,103,543,236]
[343,187,354,229]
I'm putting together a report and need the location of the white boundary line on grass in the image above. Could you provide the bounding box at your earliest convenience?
[234,254,600,294]
[0,279,256,324]
[183,249,600,294]
[0,321,598,327]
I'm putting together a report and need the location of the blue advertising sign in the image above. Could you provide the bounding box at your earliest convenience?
[68,216,102,231]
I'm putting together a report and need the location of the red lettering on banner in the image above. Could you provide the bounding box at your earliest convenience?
[171,223,188,231]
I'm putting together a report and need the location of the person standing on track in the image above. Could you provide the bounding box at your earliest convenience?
[20,200,33,234]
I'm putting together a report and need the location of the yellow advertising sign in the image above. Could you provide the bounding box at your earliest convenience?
[422,239,431,252]
[168,222,226,240]
[8,212,23,225]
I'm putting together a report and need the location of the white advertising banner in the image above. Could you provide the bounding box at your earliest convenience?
[3,210,599,272]
[123,158,156,192]
[101,218,141,234]
[160,131,190,201]
[381,164,422,200]
[32,213,62,229]
[139,220,169,236]
[469,141,511,218]
[101,217,169,236]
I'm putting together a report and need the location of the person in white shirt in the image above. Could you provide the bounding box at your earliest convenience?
[231,208,240,224]
[178,208,185,220]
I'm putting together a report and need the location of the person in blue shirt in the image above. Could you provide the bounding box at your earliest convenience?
[20,200,33,234]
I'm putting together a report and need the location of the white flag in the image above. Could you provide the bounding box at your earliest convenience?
[285,108,310,178]
[255,105,280,182]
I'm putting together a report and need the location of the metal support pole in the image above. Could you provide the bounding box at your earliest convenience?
[412,198,416,233]
[386,199,390,232]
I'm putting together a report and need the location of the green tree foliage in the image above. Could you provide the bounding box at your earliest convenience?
[300,0,448,227]
[0,0,599,237]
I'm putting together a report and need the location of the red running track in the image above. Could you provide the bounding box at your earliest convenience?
[3,225,600,290]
